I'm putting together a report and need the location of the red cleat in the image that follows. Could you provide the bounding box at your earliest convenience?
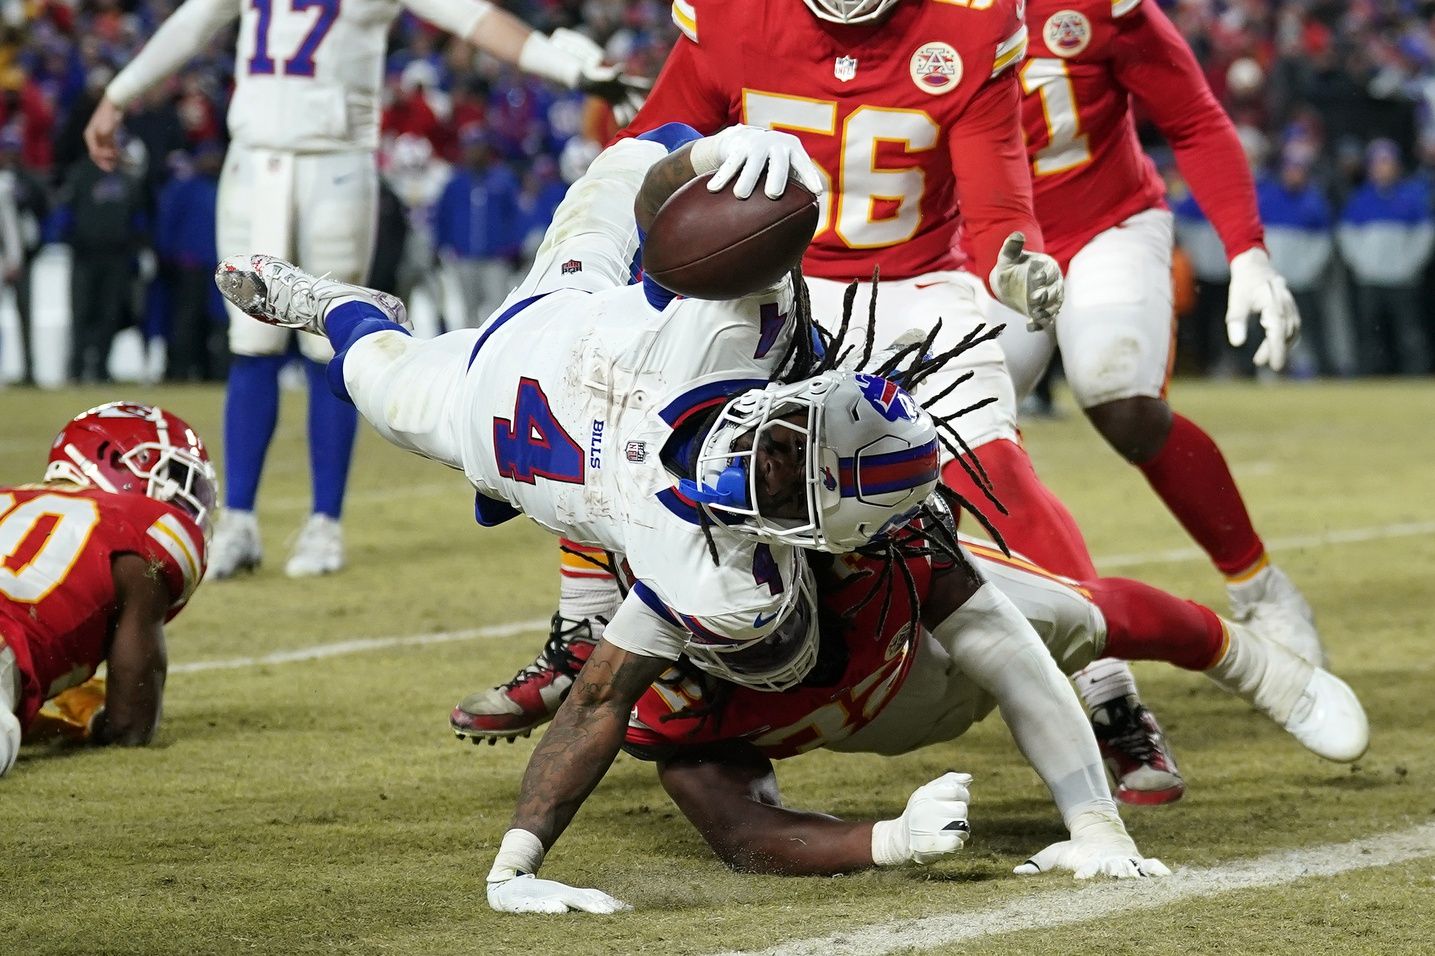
[1089,695,1185,806]
[451,614,600,744]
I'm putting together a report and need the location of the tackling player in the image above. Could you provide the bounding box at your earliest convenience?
[461,0,1182,805]
[617,536,1366,887]
[969,0,1313,793]
[84,0,647,580]
[1,403,215,776]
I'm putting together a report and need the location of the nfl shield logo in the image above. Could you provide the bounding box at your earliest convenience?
[834,56,858,82]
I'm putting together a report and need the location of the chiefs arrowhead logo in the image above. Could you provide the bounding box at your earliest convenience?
[909,41,962,95]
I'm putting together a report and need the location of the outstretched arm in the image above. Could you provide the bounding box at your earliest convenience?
[658,743,971,876]
[487,637,670,913]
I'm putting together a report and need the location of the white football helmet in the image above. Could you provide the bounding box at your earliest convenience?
[803,0,903,25]
[682,559,820,692]
[680,371,940,553]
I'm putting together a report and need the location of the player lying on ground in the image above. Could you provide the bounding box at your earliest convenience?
[214,125,1066,914]
[625,531,1367,883]
[0,403,215,777]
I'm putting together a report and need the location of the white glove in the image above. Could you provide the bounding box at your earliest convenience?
[988,232,1064,330]
[526,28,650,124]
[871,771,973,866]
[1225,246,1300,371]
[1014,808,1170,880]
[690,125,826,201]
[487,873,631,915]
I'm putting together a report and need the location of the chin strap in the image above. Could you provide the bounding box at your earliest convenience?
[677,461,750,509]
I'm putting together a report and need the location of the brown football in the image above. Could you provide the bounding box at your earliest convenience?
[643,173,819,300]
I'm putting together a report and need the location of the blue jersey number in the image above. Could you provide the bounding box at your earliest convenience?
[248,0,339,77]
[494,379,585,485]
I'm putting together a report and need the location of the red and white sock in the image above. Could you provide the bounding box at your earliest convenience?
[941,439,1098,580]
[1136,413,1266,580]
[1087,575,1228,673]
[558,539,622,637]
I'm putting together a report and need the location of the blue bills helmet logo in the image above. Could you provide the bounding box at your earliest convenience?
[854,374,919,422]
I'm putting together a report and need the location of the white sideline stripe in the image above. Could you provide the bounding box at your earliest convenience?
[1095,519,1435,570]
[722,824,1435,956]
[169,617,549,674]
[167,519,1433,675]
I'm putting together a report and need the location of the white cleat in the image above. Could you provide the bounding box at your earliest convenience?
[1228,563,1324,667]
[207,510,263,580]
[1208,621,1368,763]
[214,254,408,335]
[285,514,345,578]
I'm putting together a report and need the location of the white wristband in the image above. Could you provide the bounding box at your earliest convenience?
[518,33,583,89]
[870,818,910,867]
[487,828,546,883]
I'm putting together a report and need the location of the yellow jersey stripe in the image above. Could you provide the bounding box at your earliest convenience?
[671,0,698,43]
[148,516,201,601]
[991,25,1029,77]
[1112,0,1141,17]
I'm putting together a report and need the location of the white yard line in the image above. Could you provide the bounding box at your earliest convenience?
[168,518,1434,675]
[1095,519,1435,570]
[169,617,549,674]
[721,823,1435,956]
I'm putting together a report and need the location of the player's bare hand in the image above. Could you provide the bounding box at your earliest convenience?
[693,125,825,201]
[84,97,124,172]
[989,232,1064,331]
[487,874,632,915]
[1226,246,1300,371]
[1013,807,1170,880]
[872,771,973,865]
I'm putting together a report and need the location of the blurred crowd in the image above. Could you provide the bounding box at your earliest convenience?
[2,0,1435,383]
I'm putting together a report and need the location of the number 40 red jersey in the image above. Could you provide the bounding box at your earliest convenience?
[0,485,206,728]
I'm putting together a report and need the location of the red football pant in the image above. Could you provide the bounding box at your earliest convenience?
[1136,413,1265,577]
[1086,575,1227,671]
[942,439,1098,580]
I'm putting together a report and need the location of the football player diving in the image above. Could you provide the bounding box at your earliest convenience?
[1,404,215,776]
[212,125,1108,913]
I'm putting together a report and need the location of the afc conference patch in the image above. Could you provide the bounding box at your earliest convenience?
[1043,10,1092,57]
[910,41,962,95]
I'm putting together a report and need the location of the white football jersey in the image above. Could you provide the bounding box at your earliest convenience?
[107,0,490,152]
[460,277,809,659]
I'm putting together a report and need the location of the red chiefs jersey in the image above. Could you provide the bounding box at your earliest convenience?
[626,550,931,760]
[624,0,1041,285]
[1012,0,1262,270]
[0,485,206,728]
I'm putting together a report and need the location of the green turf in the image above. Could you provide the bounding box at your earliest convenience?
[1,379,1432,955]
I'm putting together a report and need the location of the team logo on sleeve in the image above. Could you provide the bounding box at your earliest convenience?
[834,55,858,82]
[909,42,962,95]
[1043,11,1092,57]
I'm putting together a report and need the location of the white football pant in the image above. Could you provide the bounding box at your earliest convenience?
[992,208,1177,408]
[0,645,21,777]
[218,143,379,360]
[806,270,1020,458]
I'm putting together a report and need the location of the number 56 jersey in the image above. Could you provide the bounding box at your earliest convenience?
[0,486,206,728]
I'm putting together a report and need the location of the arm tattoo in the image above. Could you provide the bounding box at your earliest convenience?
[510,651,667,847]
[635,144,698,233]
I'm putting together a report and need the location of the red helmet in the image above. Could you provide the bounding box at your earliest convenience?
[45,402,218,536]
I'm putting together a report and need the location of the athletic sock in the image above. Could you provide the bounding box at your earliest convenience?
[1135,413,1265,577]
[223,354,285,511]
[941,439,1098,579]
[324,300,411,403]
[1073,658,1141,711]
[304,357,358,520]
[558,539,622,635]
[1089,576,1228,672]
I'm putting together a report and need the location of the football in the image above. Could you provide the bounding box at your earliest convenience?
[643,173,820,300]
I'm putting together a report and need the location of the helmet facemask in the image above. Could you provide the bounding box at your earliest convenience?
[682,560,820,692]
[802,0,903,25]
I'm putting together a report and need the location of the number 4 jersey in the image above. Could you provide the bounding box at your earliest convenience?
[0,486,206,729]
[624,0,1040,285]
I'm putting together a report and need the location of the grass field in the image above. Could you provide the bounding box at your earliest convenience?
[2,378,1433,956]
